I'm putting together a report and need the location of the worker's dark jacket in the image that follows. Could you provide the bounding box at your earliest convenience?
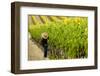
[41,38,48,47]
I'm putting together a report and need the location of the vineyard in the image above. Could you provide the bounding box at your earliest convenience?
[28,15,88,59]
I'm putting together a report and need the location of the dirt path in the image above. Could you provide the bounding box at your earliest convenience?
[28,39,44,60]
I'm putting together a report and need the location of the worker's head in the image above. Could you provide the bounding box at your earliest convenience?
[41,32,48,39]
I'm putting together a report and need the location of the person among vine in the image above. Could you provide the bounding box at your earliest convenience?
[41,32,49,60]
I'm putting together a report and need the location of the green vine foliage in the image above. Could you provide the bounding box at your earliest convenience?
[29,17,88,59]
